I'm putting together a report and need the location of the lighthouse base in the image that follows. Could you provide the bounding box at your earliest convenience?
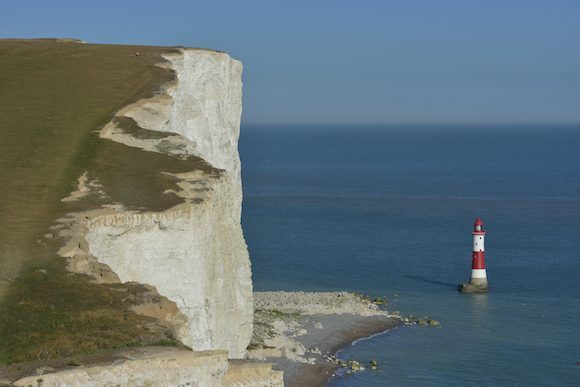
[458,282,488,293]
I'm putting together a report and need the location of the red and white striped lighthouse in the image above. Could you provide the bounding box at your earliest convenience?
[460,217,489,293]
[470,217,487,287]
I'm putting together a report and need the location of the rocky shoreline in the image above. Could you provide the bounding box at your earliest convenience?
[248,292,387,386]
[247,291,441,386]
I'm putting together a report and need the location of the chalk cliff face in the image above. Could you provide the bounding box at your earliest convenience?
[83,49,252,358]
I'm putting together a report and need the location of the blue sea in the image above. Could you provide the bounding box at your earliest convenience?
[239,125,580,386]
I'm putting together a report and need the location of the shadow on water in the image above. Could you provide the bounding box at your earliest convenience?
[404,274,458,290]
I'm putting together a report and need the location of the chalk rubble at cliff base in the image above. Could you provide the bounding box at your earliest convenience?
[249,291,398,386]
[9,348,282,387]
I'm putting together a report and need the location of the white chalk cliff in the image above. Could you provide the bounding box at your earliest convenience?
[82,49,252,358]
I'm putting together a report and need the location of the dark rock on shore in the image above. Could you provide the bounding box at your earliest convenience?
[458,283,489,293]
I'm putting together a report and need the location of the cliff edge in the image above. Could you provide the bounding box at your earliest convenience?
[59,48,253,358]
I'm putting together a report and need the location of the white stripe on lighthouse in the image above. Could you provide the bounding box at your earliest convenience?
[471,269,487,278]
[473,235,485,252]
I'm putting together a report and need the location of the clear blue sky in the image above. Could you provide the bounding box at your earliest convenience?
[2,0,579,124]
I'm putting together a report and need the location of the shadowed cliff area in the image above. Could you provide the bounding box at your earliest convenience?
[0,39,206,364]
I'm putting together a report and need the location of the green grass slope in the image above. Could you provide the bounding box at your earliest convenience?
[0,39,200,364]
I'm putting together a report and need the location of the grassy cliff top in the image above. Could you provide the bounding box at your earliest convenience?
[0,39,206,365]
[0,39,175,245]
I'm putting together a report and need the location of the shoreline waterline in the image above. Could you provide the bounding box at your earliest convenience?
[249,291,400,386]
[291,316,399,387]
[285,316,400,387]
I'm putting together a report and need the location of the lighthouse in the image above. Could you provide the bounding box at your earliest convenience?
[459,217,489,293]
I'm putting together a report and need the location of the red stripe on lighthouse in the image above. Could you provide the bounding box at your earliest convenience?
[472,251,486,269]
